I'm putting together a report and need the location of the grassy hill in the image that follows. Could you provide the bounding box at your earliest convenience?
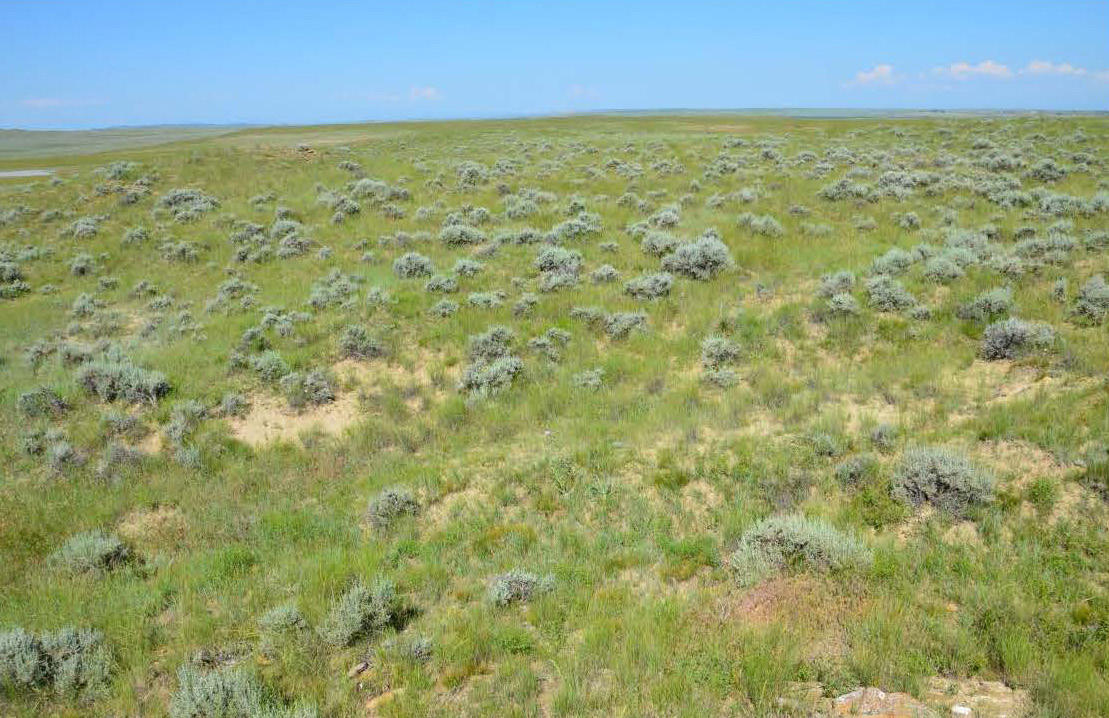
[1,114,1107,717]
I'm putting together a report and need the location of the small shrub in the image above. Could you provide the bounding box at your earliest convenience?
[817,270,855,298]
[367,488,419,531]
[892,446,994,516]
[429,299,459,317]
[737,212,784,237]
[489,570,554,606]
[870,248,915,276]
[603,312,647,339]
[0,626,112,698]
[728,514,872,587]
[572,368,605,390]
[1073,275,1109,324]
[338,325,385,359]
[590,264,620,283]
[641,231,679,256]
[624,272,673,300]
[424,274,459,294]
[156,188,219,222]
[316,579,398,647]
[870,423,898,453]
[249,351,289,383]
[922,255,964,283]
[50,531,129,576]
[453,258,484,276]
[534,246,582,275]
[280,370,335,409]
[393,252,434,279]
[662,233,734,280]
[980,318,1055,360]
[77,360,170,404]
[826,293,861,317]
[439,224,487,246]
[864,275,916,312]
[460,356,523,396]
[956,287,1014,322]
[835,455,877,486]
[701,336,740,368]
[17,387,69,417]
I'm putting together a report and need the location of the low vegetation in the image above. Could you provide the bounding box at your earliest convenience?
[2,113,1109,717]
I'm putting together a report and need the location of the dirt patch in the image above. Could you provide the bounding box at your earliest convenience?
[720,575,829,625]
[226,392,363,446]
[117,505,187,550]
[976,440,1070,484]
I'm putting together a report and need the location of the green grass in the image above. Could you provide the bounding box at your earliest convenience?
[1,113,1108,717]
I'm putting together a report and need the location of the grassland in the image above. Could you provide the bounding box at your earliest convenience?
[1,113,1108,717]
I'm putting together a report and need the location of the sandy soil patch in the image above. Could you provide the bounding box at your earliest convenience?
[226,391,363,446]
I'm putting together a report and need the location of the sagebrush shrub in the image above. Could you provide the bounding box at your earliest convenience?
[728,514,872,587]
[737,212,784,237]
[1073,275,1109,324]
[922,255,965,283]
[429,299,459,317]
[338,325,385,360]
[439,224,487,246]
[17,387,68,417]
[661,234,734,280]
[489,570,554,606]
[0,626,112,698]
[280,370,335,409]
[249,351,289,383]
[864,275,916,312]
[572,368,605,390]
[603,312,647,339]
[641,231,679,256]
[892,446,994,515]
[980,318,1055,360]
[817,270,855,298]
[424,274,459,294]
[367,488,419,531]
[393,252,434,278]
[50,531,129,576]
[317,579,397,647]
[701,336,740,368]
[590,264,620,283]
[534,246,582,275]
[624,272,673,300]
[156,188,219,222]
[956,287,1014,322]
[77,360,170,404]
[870,248,915,276]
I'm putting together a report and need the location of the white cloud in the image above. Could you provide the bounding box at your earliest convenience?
[409,86,440,101]
[1023,60,1086,76]
[568,84,600,99]
[933,60,1012,80]
[849,64,895,86]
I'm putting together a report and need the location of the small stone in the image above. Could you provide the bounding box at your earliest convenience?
[347,660,369,678]
[952,706,972,716]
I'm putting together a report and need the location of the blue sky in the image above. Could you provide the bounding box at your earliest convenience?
[2,0,1107,128]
